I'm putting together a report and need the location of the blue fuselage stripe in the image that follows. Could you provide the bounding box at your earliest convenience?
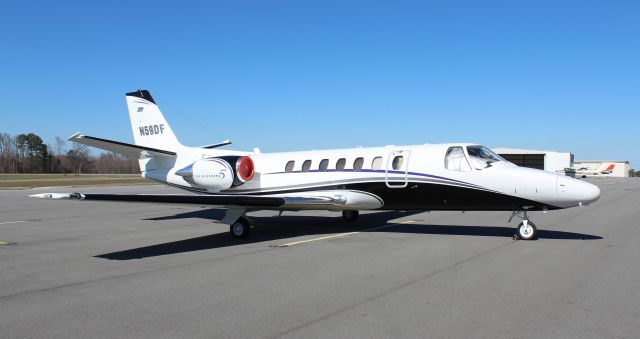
[265,169,474,186]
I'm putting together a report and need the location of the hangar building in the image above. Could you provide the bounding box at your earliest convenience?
[492,147,573,175]
[573,160,630,178]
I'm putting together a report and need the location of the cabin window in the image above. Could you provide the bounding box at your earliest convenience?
[445,147,471,171]
[371,156,382,170]
[353,157,364,170]
[391,156,404,170]
[302,160,312,172]
[319,159,329,171]
[336,158,346,171]
[285,161,295,172]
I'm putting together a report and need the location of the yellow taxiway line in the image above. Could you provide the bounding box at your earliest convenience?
[275,220,415,247]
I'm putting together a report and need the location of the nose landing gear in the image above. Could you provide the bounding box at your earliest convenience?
[509,210,538,240]
[515,219,537,240]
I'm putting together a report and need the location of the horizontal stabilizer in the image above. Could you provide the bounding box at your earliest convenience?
[201,139,232,149]
[69,133,176,157]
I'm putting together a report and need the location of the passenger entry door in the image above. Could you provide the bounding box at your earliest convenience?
[385,150,410,188]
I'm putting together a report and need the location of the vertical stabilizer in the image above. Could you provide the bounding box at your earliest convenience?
[126,90,182,151]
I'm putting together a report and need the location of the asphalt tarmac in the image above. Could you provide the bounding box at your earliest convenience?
[1,178,638,338]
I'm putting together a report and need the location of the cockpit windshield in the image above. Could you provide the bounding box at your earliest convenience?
[466,145,505,169]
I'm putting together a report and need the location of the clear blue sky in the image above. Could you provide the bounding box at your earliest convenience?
[1,1,638,168]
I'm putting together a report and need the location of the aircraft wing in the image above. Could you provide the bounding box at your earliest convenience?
[69,133,176,158]
[29,190,384,210]
[30,193,284,206]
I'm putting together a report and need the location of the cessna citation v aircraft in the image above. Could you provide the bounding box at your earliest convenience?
[32,90,601,240]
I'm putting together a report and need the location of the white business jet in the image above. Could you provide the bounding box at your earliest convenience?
[575,164,615,178]
[31,90,601,240]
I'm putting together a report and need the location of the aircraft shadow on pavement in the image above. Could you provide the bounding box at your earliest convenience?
[382,223,602,240]
[96,210,418,260]
[144,208,228,221]
[96,210,601,260]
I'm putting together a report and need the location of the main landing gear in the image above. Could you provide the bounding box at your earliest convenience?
[223,209,362,240]
[222,208,253,239]
[230,217,251,239]
[509,210,538,240]
[342,210,359,222]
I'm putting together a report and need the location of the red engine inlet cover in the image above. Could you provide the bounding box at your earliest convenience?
[236,156,255,182]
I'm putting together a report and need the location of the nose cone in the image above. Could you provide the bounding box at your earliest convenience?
[557,175,601,207]
[575,180,601,205]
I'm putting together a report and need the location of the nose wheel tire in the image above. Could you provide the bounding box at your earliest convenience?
[514,220,537,240]
[230,217,251,239]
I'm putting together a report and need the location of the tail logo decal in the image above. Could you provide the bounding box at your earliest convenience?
[601,164,614,174]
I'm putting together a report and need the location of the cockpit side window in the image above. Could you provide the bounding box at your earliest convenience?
[466,145,504,169]
[445,147,471,171]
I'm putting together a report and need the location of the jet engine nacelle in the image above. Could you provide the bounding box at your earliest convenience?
[176,156,255,192]
[190,158,235,191]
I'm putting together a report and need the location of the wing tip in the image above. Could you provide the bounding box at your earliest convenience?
[68,132,83,141]
[29,193,84,200]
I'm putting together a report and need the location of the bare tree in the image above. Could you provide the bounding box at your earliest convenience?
[67,143,91,175]
[0,133,13,173]
[95,152,139,174]
[55,136,67,156]
[53,136,69,173]
[7,134,17,173]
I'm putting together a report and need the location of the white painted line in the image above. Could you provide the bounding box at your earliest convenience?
[275,220,415,247]
[0,221,27,225]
